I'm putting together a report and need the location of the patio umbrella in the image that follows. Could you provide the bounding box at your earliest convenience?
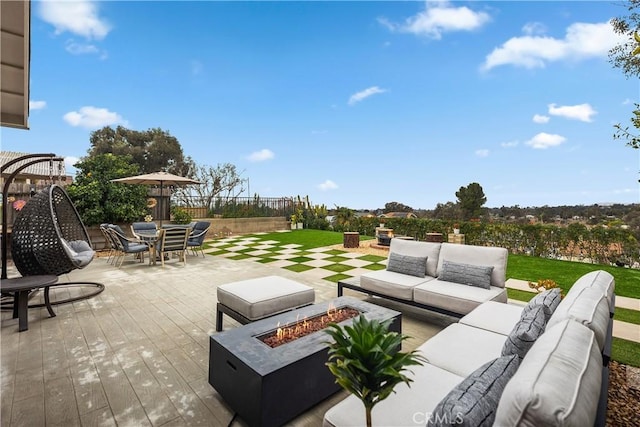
[111,171,201,226]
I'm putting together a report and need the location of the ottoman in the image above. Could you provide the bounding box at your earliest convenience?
[216,276,315,331]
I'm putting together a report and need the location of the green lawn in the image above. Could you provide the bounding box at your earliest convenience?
[507,253,640,299]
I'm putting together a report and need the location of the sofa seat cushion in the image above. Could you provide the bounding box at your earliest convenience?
[495,319,603,427]
[389,238,442,277]
[436,243,508,288]
[547,286,610,350]
[361,270,433,300]
[413,280,508,316]
[427,354,520,427]
[459,301,524,335]
[416,323,507,378]
[323,362,464,427]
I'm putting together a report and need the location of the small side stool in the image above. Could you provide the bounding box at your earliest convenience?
[216,276,315,331]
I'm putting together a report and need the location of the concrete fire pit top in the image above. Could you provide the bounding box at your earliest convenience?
[210,296,401,375]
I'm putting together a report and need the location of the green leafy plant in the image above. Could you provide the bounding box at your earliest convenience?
[171,207,192,224]
[325,315,425,427]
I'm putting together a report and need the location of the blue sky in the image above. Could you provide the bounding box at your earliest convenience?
[3,0,640,210]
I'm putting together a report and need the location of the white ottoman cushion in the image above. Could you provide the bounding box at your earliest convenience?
[217,276,315,321]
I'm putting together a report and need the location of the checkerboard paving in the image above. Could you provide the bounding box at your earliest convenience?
[204,233,388,283]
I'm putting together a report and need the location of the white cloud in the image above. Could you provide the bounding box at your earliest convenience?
[623,98,633,105]
[318,180,338,191]
[501,140,519,148]
[39,0,111,40]
[63,106,126,129]
[482,21,625,71]
[532,114,550,124]
[475,149,489,157]
[64,156,80,175]
[379,1,490,39]
[548,103,597,122]
[29,100,47,110]
[525,132,566,149]
[247,149,274,162]
[348,86,387,106]
[65,39,100,55]
[522,22,547,36]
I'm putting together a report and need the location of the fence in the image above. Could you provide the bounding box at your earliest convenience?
[173,196,297,218]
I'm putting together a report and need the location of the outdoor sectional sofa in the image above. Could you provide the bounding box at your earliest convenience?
[339,239,509,317]
[326,240,615,426]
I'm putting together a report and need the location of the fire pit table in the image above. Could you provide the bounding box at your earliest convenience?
[209,296,402,427]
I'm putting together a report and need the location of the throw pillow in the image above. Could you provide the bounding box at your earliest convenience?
[502,305,547,361]
[60,238,78,257]
[439,260,494,289]
[69,240,93,253]
[522,288,562,322]
[427,354,520,427]
[386,252,427,278]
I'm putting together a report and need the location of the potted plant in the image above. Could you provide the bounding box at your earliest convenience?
[325,315,425,427]
[453,223,460,234]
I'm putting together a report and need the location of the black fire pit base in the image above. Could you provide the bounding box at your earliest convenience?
[209,296,402,427]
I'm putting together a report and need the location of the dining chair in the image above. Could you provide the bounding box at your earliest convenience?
[187,221,211,257]
[131,221,158,239]
[156,227,190,267]
[107,225,150,267]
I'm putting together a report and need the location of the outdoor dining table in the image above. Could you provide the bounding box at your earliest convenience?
[136,230,161,265]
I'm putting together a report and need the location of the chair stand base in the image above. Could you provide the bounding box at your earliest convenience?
[1,281,105,311]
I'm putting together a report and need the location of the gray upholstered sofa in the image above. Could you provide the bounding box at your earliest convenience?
[324,270,615,427]
[341,239,509,317]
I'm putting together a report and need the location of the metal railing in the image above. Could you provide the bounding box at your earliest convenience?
[172,196,296,218]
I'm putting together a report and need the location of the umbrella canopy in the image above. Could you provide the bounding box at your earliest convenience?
[111,171,201,226]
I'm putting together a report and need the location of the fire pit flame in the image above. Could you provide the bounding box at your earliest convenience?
[258,305,360,348]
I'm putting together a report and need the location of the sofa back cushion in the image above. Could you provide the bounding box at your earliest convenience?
[427,354,520,427]
[436,243,508,288]
[547,286,610,350]
[389,239,441,277]
[495,320,602,426]
[565,270,615,313]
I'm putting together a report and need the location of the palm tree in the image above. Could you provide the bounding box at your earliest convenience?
[334,206,355,231]
[325,315,425,427]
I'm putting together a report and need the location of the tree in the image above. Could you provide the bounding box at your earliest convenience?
[173,163,246,209]
[455,182,487,220]
[66,153,149,225]
[334,206,356,231]
[431,201,462,220]
[383,202,413,213]
[610,2,640,152]
[88,125,194,175]
[609,0,640,78]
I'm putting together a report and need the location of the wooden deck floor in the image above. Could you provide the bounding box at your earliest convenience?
[1,254,454,427]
